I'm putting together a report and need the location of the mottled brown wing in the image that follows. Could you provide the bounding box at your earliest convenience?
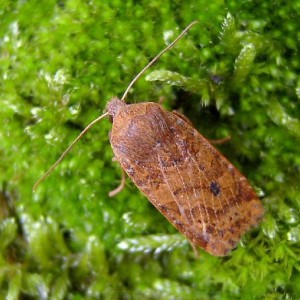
[110,102,264,256]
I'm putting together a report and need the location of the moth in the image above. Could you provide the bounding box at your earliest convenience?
[34,21,264,256]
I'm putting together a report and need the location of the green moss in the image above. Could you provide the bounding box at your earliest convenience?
[0,0,299,299]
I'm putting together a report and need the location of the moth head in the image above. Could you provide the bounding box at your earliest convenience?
[106,97,126,122]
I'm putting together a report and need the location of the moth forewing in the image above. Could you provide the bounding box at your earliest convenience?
[108,101,264,256]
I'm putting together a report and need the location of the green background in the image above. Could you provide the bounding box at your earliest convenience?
[1,0,299,299]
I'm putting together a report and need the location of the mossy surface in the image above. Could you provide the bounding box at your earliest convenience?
[1,1,299,299]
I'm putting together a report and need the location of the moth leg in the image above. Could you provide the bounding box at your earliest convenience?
[158,96,166,105]
[109,162,127,197]
[209,136,231,145]
[189,241,199,258]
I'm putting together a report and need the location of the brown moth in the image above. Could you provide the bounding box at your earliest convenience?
[34,21,264,256]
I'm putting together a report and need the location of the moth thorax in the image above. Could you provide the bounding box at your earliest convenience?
[106,97,127,121]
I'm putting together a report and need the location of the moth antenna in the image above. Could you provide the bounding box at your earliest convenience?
[34,21,198,191]
[120,20,198,101]
[33,112,109,191]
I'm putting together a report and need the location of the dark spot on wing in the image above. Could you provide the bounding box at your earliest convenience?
[210,181,221,196]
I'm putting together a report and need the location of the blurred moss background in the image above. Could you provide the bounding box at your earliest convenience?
[1,0,299,299]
